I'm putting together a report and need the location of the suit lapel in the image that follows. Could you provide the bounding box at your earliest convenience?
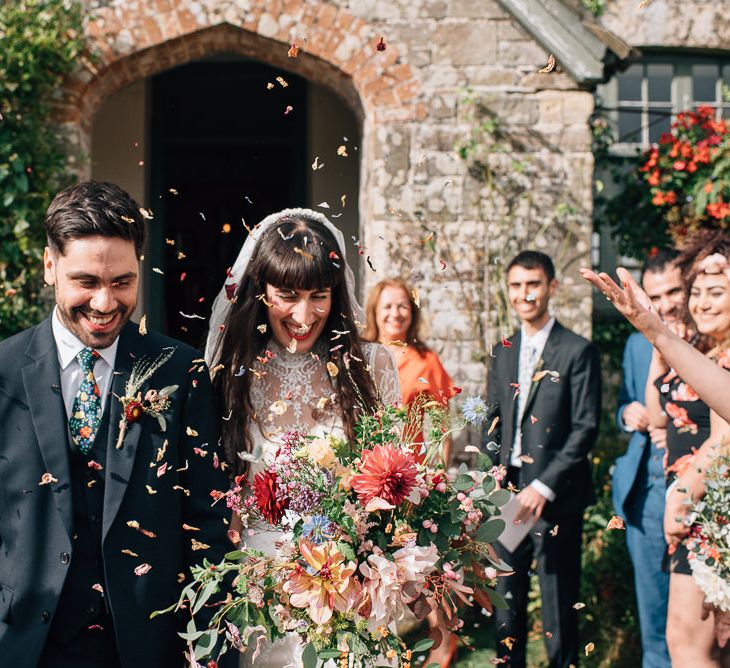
[103,323,145,542]
[521,321,562,420]
[502,331,520,449]
[22,319,73,539]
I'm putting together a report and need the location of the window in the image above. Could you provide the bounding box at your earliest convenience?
[597,54,730,152]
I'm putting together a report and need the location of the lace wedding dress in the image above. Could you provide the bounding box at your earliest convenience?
[240,338,400,667]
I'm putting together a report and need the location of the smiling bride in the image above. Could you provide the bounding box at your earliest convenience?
[204,208,400,667]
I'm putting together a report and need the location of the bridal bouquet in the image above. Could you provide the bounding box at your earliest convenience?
[686,448,730,611]
[161,397,509,667]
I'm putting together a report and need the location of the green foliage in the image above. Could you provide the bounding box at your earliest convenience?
[580,0,606,16]
[592,117,674,261]
[0,0,87,339]
[594,103,730,262]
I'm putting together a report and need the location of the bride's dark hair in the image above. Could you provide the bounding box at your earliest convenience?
[212,213,379,474]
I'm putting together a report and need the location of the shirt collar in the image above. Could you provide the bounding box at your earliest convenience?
[520,316,556,347]
[51,307,119,370]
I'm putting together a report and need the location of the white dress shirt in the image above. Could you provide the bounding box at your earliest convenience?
[511,316,556,502]
[51,307,119,419]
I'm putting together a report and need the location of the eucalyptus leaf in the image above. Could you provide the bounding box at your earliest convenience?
[476,518,505,543]
[318,649,343,659]
[486,586,509,610]
[192,579,219,615]
[412,638,435,652]
[489,489,511,507]
[302,642,318,668]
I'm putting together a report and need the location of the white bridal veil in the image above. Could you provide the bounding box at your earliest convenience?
[204,207,363,367]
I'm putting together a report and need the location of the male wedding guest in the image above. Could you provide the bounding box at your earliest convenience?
[0,182,232,667]
[487,251,601,668]
[613,250,682,668]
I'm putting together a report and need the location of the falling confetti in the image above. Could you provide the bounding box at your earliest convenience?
[326,361,339,377]
[152,268,164,275]
[376,36,387,51]
[39,472,58,485]
[276,76,288,88]
[606,515,625,530]
[134,563,152,576]
[191,539,210,551]
[287,42,299,58]
[284,105,294,115]
[311,156,324,170]
[412,288,420,308]
[538,53,556,74]
[267,82,275,90]
[138,315,147,335]
[585,642,595,656]
[337,145,348,157]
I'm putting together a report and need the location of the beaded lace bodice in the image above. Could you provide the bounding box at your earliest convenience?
[247,339,400,471]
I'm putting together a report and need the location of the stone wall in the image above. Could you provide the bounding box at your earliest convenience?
[62,0,597,395]
[600,0,730,49]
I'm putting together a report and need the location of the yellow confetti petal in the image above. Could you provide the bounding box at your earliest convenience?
[138,314,147,335]
[326,361,339,377]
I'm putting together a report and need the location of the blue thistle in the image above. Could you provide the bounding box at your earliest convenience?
[462,396,489,424]
[301,515,335,544]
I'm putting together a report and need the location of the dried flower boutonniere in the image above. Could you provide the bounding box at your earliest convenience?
[115,349,178,449]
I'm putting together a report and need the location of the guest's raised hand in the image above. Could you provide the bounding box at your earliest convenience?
[579,267,662,338]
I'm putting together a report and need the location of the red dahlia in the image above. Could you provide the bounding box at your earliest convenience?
[351,444,418,507]
[253,470,289,524]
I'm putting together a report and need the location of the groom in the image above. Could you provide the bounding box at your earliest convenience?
[0,182,232,666]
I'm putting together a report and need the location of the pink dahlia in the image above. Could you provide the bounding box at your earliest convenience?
[253,470,288,524]
[351,444,418,507]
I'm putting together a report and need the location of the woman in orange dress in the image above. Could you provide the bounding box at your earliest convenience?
[363,277,456,460]
[363,277,459,667]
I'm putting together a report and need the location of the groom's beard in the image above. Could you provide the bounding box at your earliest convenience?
[57,300,135,349]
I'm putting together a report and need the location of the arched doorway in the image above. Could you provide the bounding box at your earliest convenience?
[91,55,361,347]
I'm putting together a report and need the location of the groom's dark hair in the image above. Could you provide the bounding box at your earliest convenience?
[507,250,556,282]
[45,181,146,258]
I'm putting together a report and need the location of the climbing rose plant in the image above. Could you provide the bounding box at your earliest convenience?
[640,105,729,241]
[0,0,87,339]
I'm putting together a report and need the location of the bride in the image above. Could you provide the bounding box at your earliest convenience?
[205,208,400,666]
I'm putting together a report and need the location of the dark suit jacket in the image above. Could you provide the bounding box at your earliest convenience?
[486,320,601,517]
[0,318,232,666]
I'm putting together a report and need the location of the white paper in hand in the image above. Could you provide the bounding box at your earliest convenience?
[497,493,539,552]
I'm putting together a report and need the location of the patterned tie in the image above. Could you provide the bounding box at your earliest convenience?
[69,348,102,455]
[512,341,538,463]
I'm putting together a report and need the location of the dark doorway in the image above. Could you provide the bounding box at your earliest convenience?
[147,59,308,347]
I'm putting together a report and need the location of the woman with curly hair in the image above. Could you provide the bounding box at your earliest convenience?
[643,229,730,666]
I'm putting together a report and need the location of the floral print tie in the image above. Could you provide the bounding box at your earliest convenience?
[69,347,102,455]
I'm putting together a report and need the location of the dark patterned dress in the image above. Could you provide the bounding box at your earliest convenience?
[655,351,730,574]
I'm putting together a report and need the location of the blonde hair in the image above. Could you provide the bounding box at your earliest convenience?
[362,278,428,354]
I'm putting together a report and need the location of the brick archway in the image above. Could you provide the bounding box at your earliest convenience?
[59,1,423,146]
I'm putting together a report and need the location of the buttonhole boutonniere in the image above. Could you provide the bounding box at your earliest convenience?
[115,349,178,450]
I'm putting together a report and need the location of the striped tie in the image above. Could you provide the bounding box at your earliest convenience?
[68,348,102,455]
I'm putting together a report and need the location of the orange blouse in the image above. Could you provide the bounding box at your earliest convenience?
[388,345,455,407]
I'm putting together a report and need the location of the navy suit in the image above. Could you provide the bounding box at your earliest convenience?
[0,319,234,667]
[613,332,669,668]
